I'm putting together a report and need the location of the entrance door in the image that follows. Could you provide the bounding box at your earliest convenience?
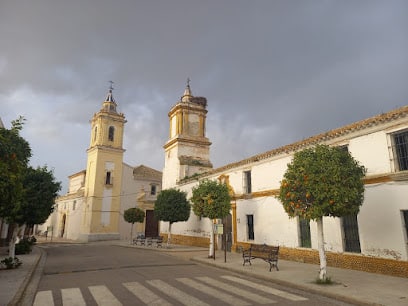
[145,210,159,238]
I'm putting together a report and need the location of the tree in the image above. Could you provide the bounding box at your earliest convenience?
[123,207,145,243]
[0,118,61,259]
[0,117,31,218]
[277,144,366,280]
[154,188,190,247]
[20,166,61,228]
[191,180,231,257]
[0,117,31,259]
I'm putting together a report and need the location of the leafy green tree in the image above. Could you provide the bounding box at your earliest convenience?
[20,166,61,227]
[1,118,61,259]
[277,144,366,280]
[154,188,190,246]
[191,180,231,257]
[123,207,145,243]
[0,117,31,259]
[0,117,31,219]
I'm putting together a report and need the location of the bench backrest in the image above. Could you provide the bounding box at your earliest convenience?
[250,244,279,258]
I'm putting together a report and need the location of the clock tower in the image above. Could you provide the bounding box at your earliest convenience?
[80,84,126,241]
[163,80,212,188]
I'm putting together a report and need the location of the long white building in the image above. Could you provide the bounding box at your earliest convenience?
[161,84,408,276]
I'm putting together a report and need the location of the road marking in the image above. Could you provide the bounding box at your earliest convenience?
[123,281,172,306]
[147,279,210,306]
[196,276,276,304]
[33,290,54,306]
[221,275,308,301]
[61,288,86,306]
[88,285,122,306]
[177,277,250,306]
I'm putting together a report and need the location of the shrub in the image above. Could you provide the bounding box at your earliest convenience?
[15,237,34,255]
[1,257,22,269]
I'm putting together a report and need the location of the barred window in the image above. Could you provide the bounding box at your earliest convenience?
[243,170,252,194]
[247,215,254,240]
[392,130,408,171]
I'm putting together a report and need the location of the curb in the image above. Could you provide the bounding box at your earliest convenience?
[8,246,43,306]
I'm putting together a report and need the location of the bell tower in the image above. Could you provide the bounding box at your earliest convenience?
[163,80,212,188]
[80,83,126,241]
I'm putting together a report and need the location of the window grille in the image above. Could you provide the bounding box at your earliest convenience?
[403,210,408,242]
[342,214,361,253]
[247,215,254,240]
[243,170,252,194]
[392,130,408,171]
[299,217,311,248]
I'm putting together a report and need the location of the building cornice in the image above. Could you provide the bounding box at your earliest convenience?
[163,135,212,150]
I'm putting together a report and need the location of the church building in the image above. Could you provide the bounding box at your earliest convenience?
[42,86,162,242]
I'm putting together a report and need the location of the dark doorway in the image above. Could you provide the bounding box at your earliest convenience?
[145,210,159,237]
[222,214,232,252]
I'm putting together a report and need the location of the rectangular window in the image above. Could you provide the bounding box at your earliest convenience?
[299,217,311,248]
[73,200,76,210]
[105,171,112,185]
[342,214,361,253]
[402,210,408,243]
[243,170,252,194]
[392,130,408,171]
[150,184,157,195]
[247,215,254,240]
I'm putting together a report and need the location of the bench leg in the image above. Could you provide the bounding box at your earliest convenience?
[268,261,279,272]
[243,258,251,266]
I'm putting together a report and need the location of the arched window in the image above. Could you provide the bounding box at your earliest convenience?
[108,126,115,141]
[94,126,97,142]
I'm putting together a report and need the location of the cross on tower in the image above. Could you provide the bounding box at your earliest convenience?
[109,80,114,91]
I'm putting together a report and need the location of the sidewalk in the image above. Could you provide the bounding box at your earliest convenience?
[1,239,407,306]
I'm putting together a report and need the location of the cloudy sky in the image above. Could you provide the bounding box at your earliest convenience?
[1,0,407,194]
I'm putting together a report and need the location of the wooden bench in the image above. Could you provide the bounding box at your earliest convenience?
[242,244,279,271]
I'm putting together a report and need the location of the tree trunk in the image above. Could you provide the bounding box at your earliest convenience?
[209,219,214,258]
[9,224,23,259]
[167,222,172,247]
[130,223,134,244]
[316,217,327,280]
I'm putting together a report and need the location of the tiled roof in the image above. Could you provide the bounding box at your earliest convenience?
[206,105,408,176]
[133,164,162,180]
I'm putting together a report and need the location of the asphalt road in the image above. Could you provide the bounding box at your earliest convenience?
[34,244,353,306]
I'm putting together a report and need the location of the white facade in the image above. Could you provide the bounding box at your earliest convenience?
[42,164,162,241]
[163,105,408,261]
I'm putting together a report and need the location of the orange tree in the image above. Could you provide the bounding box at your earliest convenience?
[277,144,365,280]
[154,188,190,246]
[123,207,145,243]
[191,180,231,257]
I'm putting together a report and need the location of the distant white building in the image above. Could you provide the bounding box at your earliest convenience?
[160,84,408,276]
